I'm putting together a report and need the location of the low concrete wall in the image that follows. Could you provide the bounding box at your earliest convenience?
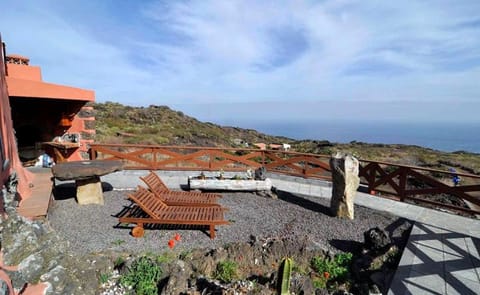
[101,170,333,199]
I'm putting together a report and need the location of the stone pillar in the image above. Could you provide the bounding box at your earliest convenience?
[76,176,104,205]
[330,152,360,219]
[77,103,96,160]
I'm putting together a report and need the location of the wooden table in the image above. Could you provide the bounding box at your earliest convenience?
[43,141,80,163]
[51,160,123,205]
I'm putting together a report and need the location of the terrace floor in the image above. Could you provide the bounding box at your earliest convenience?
[20,169,480,293]
[17,167,53,219]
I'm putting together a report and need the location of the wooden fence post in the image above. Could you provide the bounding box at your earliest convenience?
[89,147,96,160]
[208,149,213,170]
[398,167,407,202]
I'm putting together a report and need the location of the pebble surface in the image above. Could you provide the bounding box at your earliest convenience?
[48,189,408,255]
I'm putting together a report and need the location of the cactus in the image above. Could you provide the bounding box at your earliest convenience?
[277,257,293,295]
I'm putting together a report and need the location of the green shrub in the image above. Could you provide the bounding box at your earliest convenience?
[120,256,162,295]
[113,256,126,270]
[311,252,353,289]
[214,260,238,283]
[99,272,110,284]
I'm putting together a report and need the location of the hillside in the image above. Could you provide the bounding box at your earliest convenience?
[94,102,290,147]
[93,102,480,175]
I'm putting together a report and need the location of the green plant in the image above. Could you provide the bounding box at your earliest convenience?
[214,260,238,283]
[120,256,162,295]
[114,257,126,270]
[277,257,293,295]
[179,250,193,260]
[156,251,175,264]
[312,277,326,289]
[111,239,125,246]
[370,247,400,270]
[311,252,353,289]
[99,272,111,284]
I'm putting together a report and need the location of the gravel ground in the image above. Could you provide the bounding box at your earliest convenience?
[48,187,409,255]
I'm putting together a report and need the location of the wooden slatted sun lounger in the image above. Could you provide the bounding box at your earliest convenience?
[140,171,222,204]
[136,185,220,207]
[118,188,229,239]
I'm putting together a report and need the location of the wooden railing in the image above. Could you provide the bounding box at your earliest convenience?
[359,160,480,215]
[90,143,480,215]
[89,144,332,179]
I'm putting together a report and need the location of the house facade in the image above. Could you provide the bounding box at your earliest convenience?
[1,35,96,200]
[5,53,95,164]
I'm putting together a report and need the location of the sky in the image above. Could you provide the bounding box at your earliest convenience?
[1,0,479,126]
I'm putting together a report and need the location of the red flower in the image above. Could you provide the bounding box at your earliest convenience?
[323,272,330,279]
[174,233,181,241]
[168,239,175,249]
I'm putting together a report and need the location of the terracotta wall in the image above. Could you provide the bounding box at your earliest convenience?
[0,36,32,198]
[6,62,42,81]
[6,53,95,163]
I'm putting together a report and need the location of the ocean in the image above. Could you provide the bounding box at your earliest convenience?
[231,120,480,153]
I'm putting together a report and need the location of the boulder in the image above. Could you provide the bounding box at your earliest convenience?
[0,279,9,295]
[329,152,360,219]
[161,260,190,295]
[364,227,391,252]
[18,253,44,282]
[0,189,101,294]
[51,160,123,181]
[255,166,267,181]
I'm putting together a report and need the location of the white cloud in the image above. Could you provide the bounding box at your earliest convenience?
[0,0,479,120]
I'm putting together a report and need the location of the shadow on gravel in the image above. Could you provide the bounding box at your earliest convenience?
[112,204,214,238]
[329,217,413,254]
[52,183,76,200]
[52,182,114,200]
[329,239,364,253]
[276,189,333,216]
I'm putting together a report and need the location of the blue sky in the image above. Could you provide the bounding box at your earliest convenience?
[1,0,479,125]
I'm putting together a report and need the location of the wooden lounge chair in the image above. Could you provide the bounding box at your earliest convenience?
[136,185,220,207]
[118,188,229,239]
[140,171,222,203]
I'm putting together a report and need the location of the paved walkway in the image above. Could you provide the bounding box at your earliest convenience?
[103,170,480,294]
[271,175,480,294]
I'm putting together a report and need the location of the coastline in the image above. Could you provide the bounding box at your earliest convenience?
[233,120,480,153]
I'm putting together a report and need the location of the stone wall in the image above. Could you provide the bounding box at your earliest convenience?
[75,103,96,160]
[0,188,103,294]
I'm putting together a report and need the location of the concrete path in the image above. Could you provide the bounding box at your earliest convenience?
[270,174,480,294]
[104,170,480,294]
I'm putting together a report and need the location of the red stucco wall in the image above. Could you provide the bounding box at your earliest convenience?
[6,53,95,163]
[0,36,32,199]
[6,63,42,81]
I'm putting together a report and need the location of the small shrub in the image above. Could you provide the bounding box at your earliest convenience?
[311,252,353,289]
[179,250,193,260]
[111,239,125,246]
[120,256,162,295]
[113,257,126,270]
[156,251,176,264]
[214,260,238,283]
[99,272,111,284]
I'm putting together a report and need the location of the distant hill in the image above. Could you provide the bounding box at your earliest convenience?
[93,102,291,147]
[93,102,480,175]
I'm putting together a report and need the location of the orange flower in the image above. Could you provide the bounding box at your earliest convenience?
[168,239,175,249]
[174,233,181,241]
[323,272,330,279]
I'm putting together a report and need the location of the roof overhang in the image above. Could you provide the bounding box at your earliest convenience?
[6,76,95,102]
